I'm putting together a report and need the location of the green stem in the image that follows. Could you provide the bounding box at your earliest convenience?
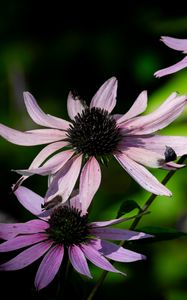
[86,155,186,300]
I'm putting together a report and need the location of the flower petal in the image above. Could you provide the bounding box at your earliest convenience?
[81,243,124,274]
[0,233,48,252]
[154,56,187,77]
[160,36,187,53]
[45,155,82,204]
[123,135,187,157]
[67,91,85,120]
[15,149,74,176]
[70,194,82,211]
[90,77,117,113]
[92,239,145,262]
[68,244,92,278]
[163,161,186,170]
[116,91,147,123]
[115,153,171,196]
[35,244,64,290]
[91,227,153,240]
[14,186,44,216]
[0,124,65,146]
[0,240,53,271]
[90,217,134,228]
[79,157,101,214]
[120,93,187,135]
[24,92,70,130]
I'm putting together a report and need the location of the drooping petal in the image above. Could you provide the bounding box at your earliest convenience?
[35,244,64,290]
[123,147,165,168]
[14,186,44,216]
[79,157,101,214]
[67,91,85,120]
[24,92,70,130]
[92,239,145,262]
[115,153,171,196]
[0,124,65,146]
[68,245,92,278]
[0,220,49,240]
[154,56,187,77]
[15,149,74,176]
[120,93,187,135]
[45,155,82,204]
[123,135,187,157]
[0,240,53,271]
[116,91,147,123]
[90,77,117,113]
[160,36,187,53]
[0,233,48,252]
[81,243,124,274]
[91,227,153,240]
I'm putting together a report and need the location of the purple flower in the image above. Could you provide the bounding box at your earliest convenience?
[0,186,151,290]
[0,78,187,212]
[155,36,187,77]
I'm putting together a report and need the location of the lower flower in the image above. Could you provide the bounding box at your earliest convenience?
[0,186,152,290]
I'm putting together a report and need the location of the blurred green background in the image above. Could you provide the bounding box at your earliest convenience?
[1,1,187,299]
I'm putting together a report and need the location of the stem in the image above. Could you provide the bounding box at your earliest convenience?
[86,155,186,300]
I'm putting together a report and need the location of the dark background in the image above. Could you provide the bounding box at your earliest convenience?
[1,1,187,299]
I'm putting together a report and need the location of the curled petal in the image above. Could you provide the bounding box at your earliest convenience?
[67,91,85,120]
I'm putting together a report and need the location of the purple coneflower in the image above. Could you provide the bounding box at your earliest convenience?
[0,78,187,212]
[0,186,151,290]
[155,36,187,77]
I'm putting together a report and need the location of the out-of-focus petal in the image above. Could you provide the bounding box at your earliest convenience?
[67,91,85,120]
[0,124,64,146]
[90,77,117,113]
[68,245,92,278]
[0,233,48,252]
[116,91,147,123]
[92,239,145,262]
[35,244,64,290]
[24,92,70,130]
[115,153,171,196]
[81,243,124,274]
[79,157,101,214]
[154,56,187,77]
[91,227,153,240]
[0,240,53,271]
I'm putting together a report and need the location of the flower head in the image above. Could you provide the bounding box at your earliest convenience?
[0,186,151,290]
[0,78,187,212]
[154,36,187,77]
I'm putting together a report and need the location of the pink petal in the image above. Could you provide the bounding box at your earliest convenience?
[115,153,171,196]
[35,244,64,290]
[0,240,53,271]
[79,157,101,214]
[81,243,124,274]
[116,91,147,123]
[67,91,85,120]
[123,135,187,157]
[15,149,74,176]
[120,93,187,135]
[70,194,82,211]
[45,155,82,204]
[160,36,187,53]
[0,220,49,240]
[0,233,48,252]
[92,239,145,262]
[163,161,186,170]
[0,124,65,146]
[124,147,165,168]
[14,186,44,216]
[24,92,70,130]
[91,227,153,240]
[68,244,92,278]
[154,56,187,77]
[90,217,134,228]
[90,77,117,113]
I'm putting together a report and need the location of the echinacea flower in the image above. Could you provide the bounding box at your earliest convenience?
[154,36,187,77]
[0,78,187,212]
[0,186,152,290]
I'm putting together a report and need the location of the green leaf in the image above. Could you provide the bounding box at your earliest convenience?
[138,226,187,241]
[117,200,141,218]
